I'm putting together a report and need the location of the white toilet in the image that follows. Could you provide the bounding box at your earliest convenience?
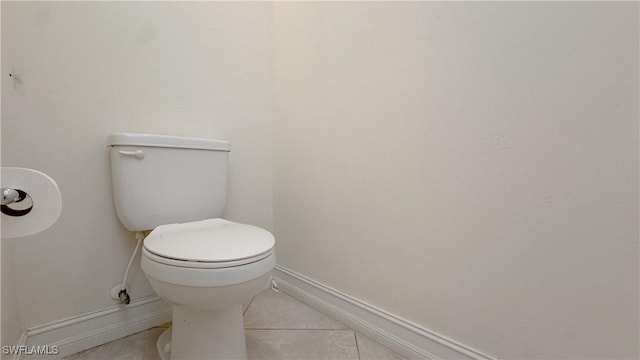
[107,133,275,360]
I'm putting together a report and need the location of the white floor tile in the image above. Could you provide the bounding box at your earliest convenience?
[245,290,347,330]
[247,330,358,360]
[64,327,165,360]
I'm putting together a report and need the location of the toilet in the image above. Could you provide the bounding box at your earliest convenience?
[107,133,275,360]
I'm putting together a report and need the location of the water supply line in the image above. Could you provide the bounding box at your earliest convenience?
[119,231,144,305]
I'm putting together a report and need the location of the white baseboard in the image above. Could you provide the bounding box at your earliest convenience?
[17,295,171,359]
[273,266,494,360]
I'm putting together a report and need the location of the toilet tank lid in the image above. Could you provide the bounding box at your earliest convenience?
[107,133,230,151]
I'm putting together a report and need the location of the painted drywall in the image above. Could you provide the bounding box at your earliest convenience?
[272,2,638,359]
[0,1,13,347]
[1,238,21,352]
[1,1,272,331]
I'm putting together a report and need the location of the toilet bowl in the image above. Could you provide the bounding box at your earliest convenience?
[141,218,275,360]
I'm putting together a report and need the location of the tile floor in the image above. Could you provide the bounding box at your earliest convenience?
[64,289,405,360]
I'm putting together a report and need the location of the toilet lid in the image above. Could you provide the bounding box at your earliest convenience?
[143,218,275,263]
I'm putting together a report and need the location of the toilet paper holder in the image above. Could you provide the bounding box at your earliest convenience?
[1,187,33,217]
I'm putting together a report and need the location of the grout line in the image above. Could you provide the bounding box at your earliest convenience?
[354,331,361,360]
[243,294,258,316]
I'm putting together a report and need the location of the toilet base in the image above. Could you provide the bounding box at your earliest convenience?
[157,327,171,360]
[164,303,247,360]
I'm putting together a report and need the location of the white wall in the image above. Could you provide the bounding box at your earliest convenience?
[1,239,21,350]
[1,1,272,331]
[272,2,638,359]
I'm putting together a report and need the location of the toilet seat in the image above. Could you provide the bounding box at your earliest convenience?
[142,247,274,269]
[141,218,276,287]
[143,218,275,268]
[141,249,275,287]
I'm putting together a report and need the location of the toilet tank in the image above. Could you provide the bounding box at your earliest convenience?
[107,133,230,231]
